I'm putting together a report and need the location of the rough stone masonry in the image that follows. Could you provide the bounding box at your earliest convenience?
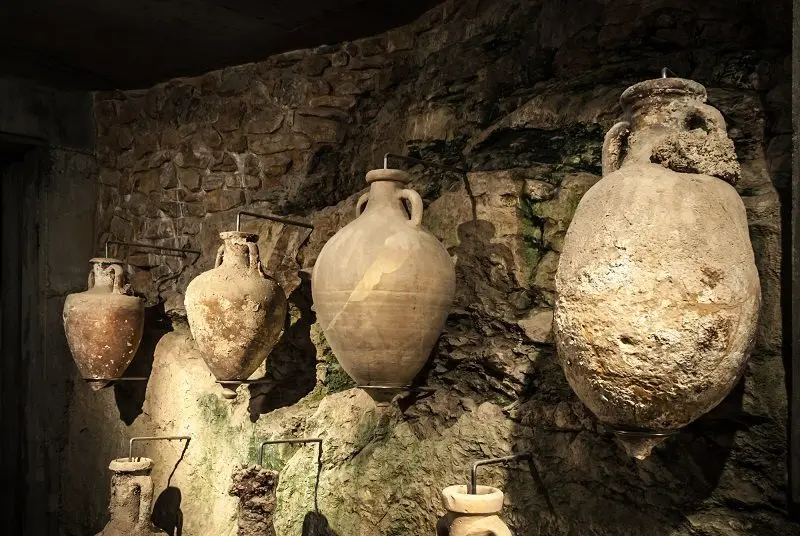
[61,0,793,535]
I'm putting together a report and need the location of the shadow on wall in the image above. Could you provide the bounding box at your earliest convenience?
[407,199,740,534]
[507,381,741,534]
[302,511,340,536]
[114,301,172,425]
[152,438,189,535]
[152,487,183,536]
[248,273,317,421]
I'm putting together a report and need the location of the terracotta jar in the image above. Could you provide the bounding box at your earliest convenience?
[311,169,456,404]
[554,77,761,459]
[185,231,287,399]
[63,257,145,390]
[96,458,166,536]
[437,485,512,536]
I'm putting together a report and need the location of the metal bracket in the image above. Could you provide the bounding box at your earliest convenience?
[383,152,467,174]
[236,210,314,232]
[259,438,322,512]
[105,239,201,259]
[85,376,148,383]
[129,435,191,461]
[612,429,677,439]
[215,378,272,385]
[469,453,533,495]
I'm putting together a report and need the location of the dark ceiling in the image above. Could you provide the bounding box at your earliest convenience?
[0,0,441,91]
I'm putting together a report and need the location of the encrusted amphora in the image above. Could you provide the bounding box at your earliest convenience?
[95,458,165,536]
[63,257,144,389]
[185,231,287,399]
[437,485,513,536]
[311,168,456,404]
[554,76,761,459]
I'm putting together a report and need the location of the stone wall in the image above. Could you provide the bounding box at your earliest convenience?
[63,0,794,534]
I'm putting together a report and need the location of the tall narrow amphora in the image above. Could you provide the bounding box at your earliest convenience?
[95,458,166,536]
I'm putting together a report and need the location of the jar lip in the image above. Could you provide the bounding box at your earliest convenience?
[89,256,123,265]
[109,457,153,473]
[366,168,411,184]
[620,77,707,108]
[219,230,258,242]
[441,485,504,513]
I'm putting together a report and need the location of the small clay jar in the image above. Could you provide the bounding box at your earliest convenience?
[554,77,761,458]
[311,169,456,404]
[185,231,287,399]
[63,257,145,390]
[95,458,165,536]
[437,485,512,536]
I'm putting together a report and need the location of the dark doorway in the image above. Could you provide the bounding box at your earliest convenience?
[0,134,40,535]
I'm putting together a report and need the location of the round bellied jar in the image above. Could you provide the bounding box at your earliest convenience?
[63,257,144,389]
[554,77,761,459]
[312,168,456,404]
[185,231,287,399]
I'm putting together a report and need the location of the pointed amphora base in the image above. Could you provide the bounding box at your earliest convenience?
[219,381,241,400]
[613,429,677,460]
[86,378,112,391]
[360,385,408,407]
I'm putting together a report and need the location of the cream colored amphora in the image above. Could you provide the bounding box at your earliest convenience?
[311,168,456,404]
[95,458,165,536]
[437,485,512,536]
[63,257,144,389]
[185,231,287,399]
[554,77,761,458]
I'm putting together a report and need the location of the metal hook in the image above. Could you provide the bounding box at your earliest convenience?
[235,210,314,232]
[661,67,678,78]
[128,435,191,461]
[469,453,532,495]
[259,438,323,512]
[105,239,200,259]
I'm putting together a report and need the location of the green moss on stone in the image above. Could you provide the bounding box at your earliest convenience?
[197,392,230,429]
[324,354,356,393]
[518,196,545,285]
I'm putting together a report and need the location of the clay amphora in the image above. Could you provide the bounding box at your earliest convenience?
[63,257,144,390]
[95,458,166,536]
[554,77,761,459]
[311,168,456,404]
[437,485,512,536]
[185,231,287,399]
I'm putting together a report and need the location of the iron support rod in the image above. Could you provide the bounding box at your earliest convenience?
[105,240,200,258]
[470,453,532,495]
[383,152,467,174]
[259,438,323,512]
[235,211,314,232]
[86,377,148,381]
[129,436,191,461]
[661,67,677,78]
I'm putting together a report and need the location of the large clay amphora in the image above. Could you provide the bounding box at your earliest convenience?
[63,257,144,390]
[554,77,761,459]
[96,458,166,536]
[437,485,512,536]
[185,231,287,399]
[311,168,456,404]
